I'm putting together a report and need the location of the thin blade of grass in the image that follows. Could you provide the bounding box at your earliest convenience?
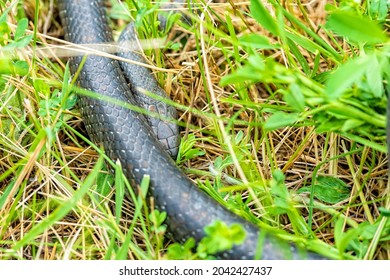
[250,0,279,35]
[115,160,125,224]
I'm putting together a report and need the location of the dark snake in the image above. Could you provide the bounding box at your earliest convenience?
[58,0,328,260]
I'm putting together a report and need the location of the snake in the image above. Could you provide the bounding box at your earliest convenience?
[58,0,327,260]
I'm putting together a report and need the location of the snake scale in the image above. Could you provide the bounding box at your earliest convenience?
[58,0,327,259]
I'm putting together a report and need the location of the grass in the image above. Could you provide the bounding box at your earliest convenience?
[0,0,389,260]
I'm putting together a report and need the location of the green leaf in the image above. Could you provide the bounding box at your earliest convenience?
[239,33,277,49]
[149,209,167,233]
[34,78,51,96]
[300,175,351,204]
[0,179,16,210]
[379,207,390,217]
[250,0,278,35]
[220,63,262,86]
[340,119,364,132]
[286,38,310,75]
[176,134,205,164]
[335,218,367,255]
[333,216,344,251]
[347,218,390,257]
[286,32,322,54]
[269,170,309,235]
[364,54,384,97]
[151,209,166,224]
[325,55,372,99]
[264,111,300,131]
[96,165,114,200]
[369,0,389,21]
[14,18,28,40]
[234,130,245,144]
[197,221,246,256]
[167,238,196,260]
[283,84,305,112]
[269,169,290,214]
[0,59,29,75]
[0,2,16,23]
[11,35,32,48]
[109,1,131,21]
[326,11,388,44]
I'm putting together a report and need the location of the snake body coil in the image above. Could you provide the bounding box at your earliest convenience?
[58,0,327,260]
